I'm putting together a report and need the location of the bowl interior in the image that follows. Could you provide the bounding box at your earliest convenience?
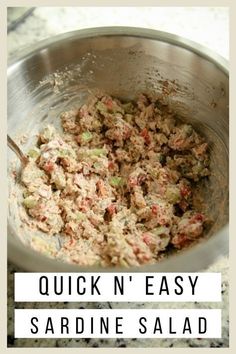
[7,30,229,271]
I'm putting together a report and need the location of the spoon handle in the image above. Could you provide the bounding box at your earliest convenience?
[7,135,28,166]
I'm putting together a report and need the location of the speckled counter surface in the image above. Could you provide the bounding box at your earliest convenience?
[7,7,229,348]
[8,260,229,348]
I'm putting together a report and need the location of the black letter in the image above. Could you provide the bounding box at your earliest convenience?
[91,276,101,295]
[77,276,86,295]
[183,317,192,334]
[153,317,162,334]
[61,317,69,334]
[39,276,49,296]
[146,276,154,295]
[159,276,169,295]
[68,276,72,295]
[45,317,54,334]
[76,318,84,334]
[100,317,109,334]
[199,317,207,334]
[114,276,124,295]
[91,317,94,334]
[116,317,123,334]
[169,317,176,334]
[139,317,147,334]
[30,317,38,334]
[174,276,183,295]
[54,276,63,295]
[189,276,198,295]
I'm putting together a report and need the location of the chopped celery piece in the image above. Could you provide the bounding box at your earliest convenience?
[96,101,108,114]
[81,131,93,142]
[23,190,31,198]
[112,105,124,114]
[182,124,193,137]
[53,175,66,190]
[93,162,100,168]
[58,149,69,157]
[152,226,169,237]
[165,185,181,204]
[88,148,107,157]
[76,212,86,221]
[58,148,76,159]
[41,125,56,141]
[93,162,102,170]
[32,237,54,256]
[109,176,124,187]
[23,196,37,209]
[120,258,129,267]
[122,102,134,113]
[28,149,40,159]
[124,114,133,123]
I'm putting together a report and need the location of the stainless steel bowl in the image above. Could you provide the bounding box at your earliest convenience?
[8,27,229,272]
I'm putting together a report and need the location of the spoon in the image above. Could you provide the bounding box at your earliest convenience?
[7,135,28,167]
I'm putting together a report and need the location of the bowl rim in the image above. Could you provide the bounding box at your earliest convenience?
[8,26,229,74]
[7,26,229,272]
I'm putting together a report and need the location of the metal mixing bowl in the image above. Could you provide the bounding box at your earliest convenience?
[7,27,229,272]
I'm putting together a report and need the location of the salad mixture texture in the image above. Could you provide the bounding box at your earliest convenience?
[21,93,210,267]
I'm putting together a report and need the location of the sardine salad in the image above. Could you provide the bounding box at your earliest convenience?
[21,93,210,267]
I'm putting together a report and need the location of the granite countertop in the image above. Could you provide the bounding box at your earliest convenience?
[7,7,229,348]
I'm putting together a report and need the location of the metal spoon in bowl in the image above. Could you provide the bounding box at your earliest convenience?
[7,135,28,167]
